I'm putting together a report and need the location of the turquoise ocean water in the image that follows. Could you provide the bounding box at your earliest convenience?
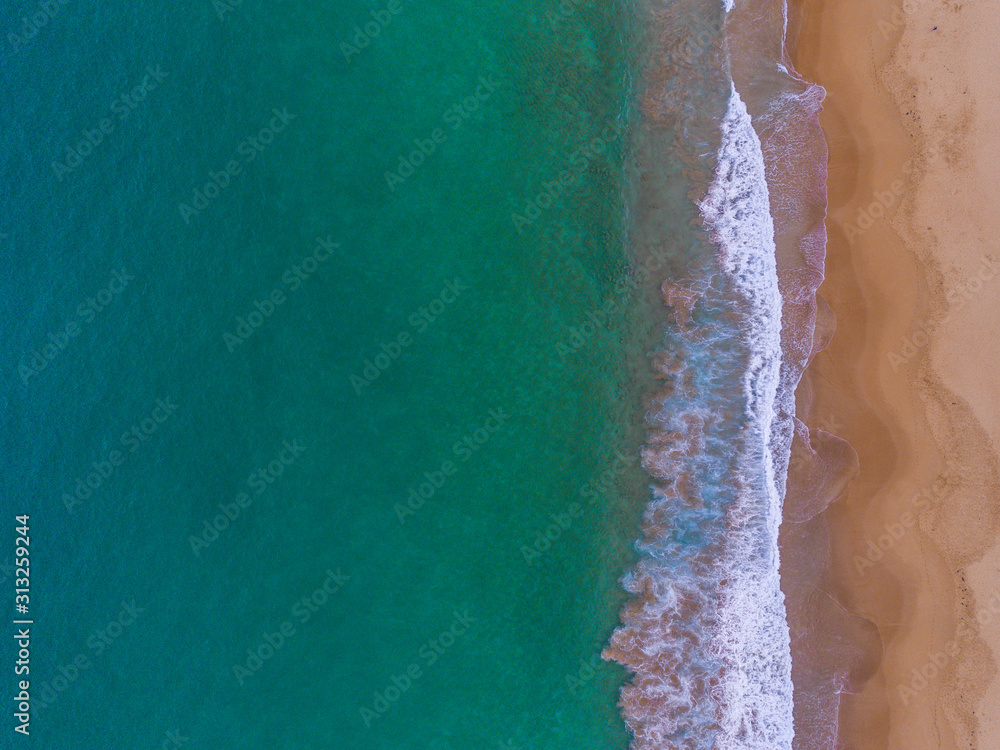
[2,0,860,747]
[1,0,654,748]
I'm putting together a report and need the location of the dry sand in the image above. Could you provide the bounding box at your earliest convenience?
[788,0,1000,746]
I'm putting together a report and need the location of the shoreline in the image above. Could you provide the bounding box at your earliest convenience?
[789,0,1000,747]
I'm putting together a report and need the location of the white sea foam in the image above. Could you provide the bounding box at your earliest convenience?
[697,86,794,749]
[606,81,798,750]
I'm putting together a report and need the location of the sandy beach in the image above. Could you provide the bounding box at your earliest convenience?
[789,0,1000,746]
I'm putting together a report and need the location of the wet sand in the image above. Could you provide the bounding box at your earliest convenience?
[788,0,1000,746]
